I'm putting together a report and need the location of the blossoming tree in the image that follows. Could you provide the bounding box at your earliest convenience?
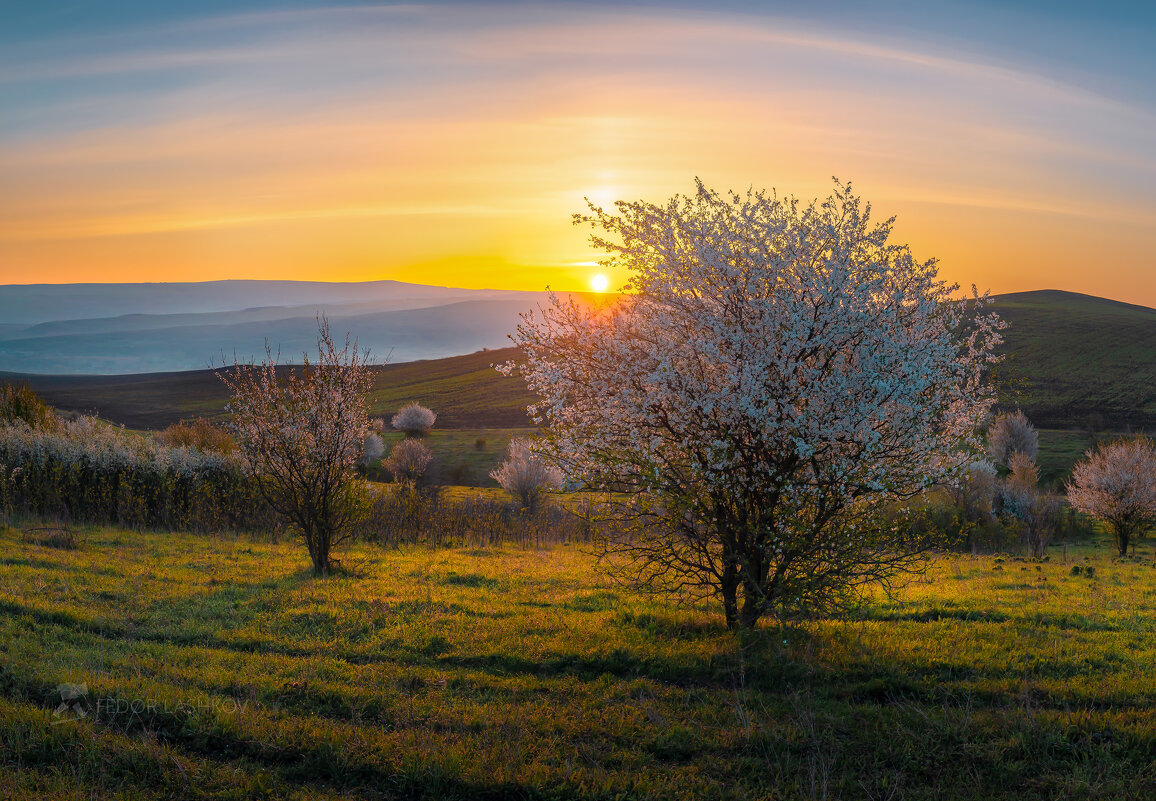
[491,437,563,512]
[218,319,374,574]
[504,180,1003,628]
[1067,436,1156,556]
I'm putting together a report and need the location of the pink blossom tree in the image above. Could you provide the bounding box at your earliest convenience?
[504,179,1003,628]
[1067,436,1156,556]
[218,319,374,574]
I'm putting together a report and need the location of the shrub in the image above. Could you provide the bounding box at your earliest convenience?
[219,319,374,574]
[505,179,1002,628]
[987,410,1039,468]
[391,403,436,438]
[1067,436,1156,557]
[0,383,55,431]
[358,433,385,469]
[997,452,1059,557]
[155,418,236,454]
[0,415,271,532]
[490,438,562,512]
[384,438,433,484]
[363,485,599,548]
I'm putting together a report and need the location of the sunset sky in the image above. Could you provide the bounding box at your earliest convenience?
[2,1,1154,305]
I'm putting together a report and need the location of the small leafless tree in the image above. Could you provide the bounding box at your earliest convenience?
[1000,452,1058,557]
[391,402,436,438]
[384,438,433,484]
[218,319,373,574]
[1067,436,1156,556]
[987,410,1038,468]
[947,460,998,522]
[490,438,562,512]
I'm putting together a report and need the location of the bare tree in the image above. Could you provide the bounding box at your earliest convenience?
[1000,452,1058,557]
[490,437,562,512]
[987,410,1038,468]
[218,319,373,574]
[504,179,1003,629]
[391,403,436,438]
[1067,436,1156,556]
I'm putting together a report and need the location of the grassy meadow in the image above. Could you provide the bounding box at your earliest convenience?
[369,427,534,487]
[3,521,1156,800]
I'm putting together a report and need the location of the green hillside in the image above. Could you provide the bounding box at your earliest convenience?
[992,290,1156,429]
[0,347,535,430]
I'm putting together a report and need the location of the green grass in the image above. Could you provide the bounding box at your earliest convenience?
[1036,428,1096,487]
[3,521,1156,799]
[371,428,534,487]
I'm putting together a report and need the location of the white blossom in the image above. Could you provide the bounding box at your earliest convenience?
[503,178,1003,627]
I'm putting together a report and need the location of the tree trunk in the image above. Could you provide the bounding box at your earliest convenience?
[721,560,739,631]
[306,525,331,574]
[1115,526,1130,557]
[738,577,763,630]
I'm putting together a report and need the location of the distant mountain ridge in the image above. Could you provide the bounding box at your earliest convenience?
[0,280,549,373]
[0,279,531,325]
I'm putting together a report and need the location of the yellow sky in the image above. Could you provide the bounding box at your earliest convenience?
[2,5,1154,306]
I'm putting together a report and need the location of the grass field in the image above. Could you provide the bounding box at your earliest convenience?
[3,522,1156,799]
[370,428,535,487]
[1036,428,1095,487]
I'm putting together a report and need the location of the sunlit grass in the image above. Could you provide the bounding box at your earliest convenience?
[2,522,1155,799]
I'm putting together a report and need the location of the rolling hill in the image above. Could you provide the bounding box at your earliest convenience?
[991,290,1156,429]
[1,289,1152,432]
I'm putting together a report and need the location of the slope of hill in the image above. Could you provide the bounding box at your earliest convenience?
[0,347,535,429]
[992,290,1156,429]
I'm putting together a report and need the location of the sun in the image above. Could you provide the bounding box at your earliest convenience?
[590,274,609,292]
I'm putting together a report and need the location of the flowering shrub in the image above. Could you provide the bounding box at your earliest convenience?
[219,318,374,574]
[0,416,269,532]
[391,403,436,437]
[987,410,1038,468]
[490,438,562,512]
[359,433,385,469]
